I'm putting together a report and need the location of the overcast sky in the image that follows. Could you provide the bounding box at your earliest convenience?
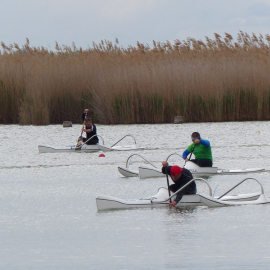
[1,0,270,50]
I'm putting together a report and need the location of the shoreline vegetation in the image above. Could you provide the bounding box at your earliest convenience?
[1,31,270,125]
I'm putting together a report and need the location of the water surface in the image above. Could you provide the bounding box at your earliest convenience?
[0,122,269,269]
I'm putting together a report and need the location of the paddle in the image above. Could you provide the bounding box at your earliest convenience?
[165,166,172,203]
[80,111,88,137]
[188,144,196,161]
[183,144,196,169]
[75,110,88,149]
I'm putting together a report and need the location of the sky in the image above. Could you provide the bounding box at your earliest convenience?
[1,0,270,51]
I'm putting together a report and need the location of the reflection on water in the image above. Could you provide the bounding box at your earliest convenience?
[0,122,270,269]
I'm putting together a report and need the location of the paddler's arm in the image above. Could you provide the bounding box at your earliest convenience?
[170,192,184,207]
[168,186,184,207]
[82,126,94,133]
[199,139,210,147]
[161,161,172,174]
[82,109,89,120]
[182,149,190,162]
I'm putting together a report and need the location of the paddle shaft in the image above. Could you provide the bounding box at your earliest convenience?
[80,112,88,136]
[188,144,196,160]
[165,168,172,203]
[183,144,196,168]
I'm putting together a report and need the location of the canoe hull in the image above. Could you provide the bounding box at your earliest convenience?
[38,144,100,153]
[139,166,163,178]
[96,189,202,211]
[96,187,261,211]
[136,162,265,179]
[184,161,265,175]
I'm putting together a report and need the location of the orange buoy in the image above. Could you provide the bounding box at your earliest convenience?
[99,153,105,157]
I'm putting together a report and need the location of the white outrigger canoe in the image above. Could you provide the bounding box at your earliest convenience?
[96,178,262,211]
[38,144,100,153]
[118,153,265,178]
[38,135,144,153]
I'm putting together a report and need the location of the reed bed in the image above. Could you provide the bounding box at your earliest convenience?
[1,32,270,125]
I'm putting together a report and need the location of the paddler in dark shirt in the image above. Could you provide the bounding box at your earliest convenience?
[162,161,196,207]
[81,110,99,145]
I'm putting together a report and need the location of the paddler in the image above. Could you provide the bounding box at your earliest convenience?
[80,109,99,145]
[182,132,213,167]
[161,162,196,207]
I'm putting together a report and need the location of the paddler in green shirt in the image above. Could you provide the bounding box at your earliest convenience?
[182,132,213,167]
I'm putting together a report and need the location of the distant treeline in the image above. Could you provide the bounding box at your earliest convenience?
[1,31,270,125]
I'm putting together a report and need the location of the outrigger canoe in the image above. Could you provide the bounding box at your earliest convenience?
[38,144,99,153]
[96,178,261,211]
[38,135,144,153]
[118,154,265,178]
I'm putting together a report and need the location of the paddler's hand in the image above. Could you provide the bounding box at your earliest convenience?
[184,158,189,163]
[169,201,177,207]
[162,161,168,167]
[194,139,200,144]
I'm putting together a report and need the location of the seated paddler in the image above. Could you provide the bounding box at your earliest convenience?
[182,132,213,167]
[161,161,196,207]
[81,118,99,145]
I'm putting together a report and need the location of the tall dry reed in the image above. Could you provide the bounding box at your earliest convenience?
[1,32,270,125]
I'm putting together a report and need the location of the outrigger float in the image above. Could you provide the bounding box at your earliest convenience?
[96,177,264,211]
[38,135,144,153]
[118,153,265,178]
[198,177,270,207]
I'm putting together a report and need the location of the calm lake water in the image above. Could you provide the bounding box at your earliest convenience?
[0,121,270,270]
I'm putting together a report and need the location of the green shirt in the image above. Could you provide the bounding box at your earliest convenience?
[187,140,213,161]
